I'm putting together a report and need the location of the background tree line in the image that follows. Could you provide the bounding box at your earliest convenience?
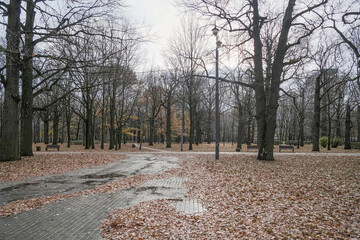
[0,0,359,161]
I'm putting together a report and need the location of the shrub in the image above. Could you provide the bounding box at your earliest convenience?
[350,142,360,149]
[286,140,297,146]
[331,137,343,148]
[319,137,328,148]
[71,140,84,145]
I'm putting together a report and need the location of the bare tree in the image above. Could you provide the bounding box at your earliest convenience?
[327,1,360,71]
[167,15,209,150]
[160,71,179,148]
[182,0,327,160]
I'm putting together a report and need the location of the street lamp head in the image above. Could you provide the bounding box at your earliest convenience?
[212,26,219,36]
[216,40,222,47]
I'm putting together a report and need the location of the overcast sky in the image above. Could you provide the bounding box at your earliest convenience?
[126,0,182,70]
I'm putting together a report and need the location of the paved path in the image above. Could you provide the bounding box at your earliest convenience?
[0,154,205,240]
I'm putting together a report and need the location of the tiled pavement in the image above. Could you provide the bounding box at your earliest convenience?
[0,155,206,240]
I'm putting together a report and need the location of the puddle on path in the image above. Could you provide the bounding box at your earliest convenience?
[80,173,126,180]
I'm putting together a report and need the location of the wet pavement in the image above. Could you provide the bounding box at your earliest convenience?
[0,154,177,206]
[0,154,206,239]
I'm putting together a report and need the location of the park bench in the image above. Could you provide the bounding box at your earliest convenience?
[246,145,258,151]
[279,144,294,152]
[46,145,60,151]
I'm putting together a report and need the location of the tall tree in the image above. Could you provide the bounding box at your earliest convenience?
[0,0,22,161]
[160,71,179,148]
[144,72,163,146]
[167,15,208,150]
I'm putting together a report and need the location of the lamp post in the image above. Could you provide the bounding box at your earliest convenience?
[212,26,222,160]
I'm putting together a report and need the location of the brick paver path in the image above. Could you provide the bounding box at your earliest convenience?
[0,154,205,239]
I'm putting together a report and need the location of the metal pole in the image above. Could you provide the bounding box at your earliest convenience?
[215,45,220,159]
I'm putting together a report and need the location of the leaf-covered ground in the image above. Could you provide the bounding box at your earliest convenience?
[101,154,360,239]
[149,142,360,153]
[1,147,359,238]
[0,152,129,182]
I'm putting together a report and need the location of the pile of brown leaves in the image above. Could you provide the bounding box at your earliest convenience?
[101,154,360,239]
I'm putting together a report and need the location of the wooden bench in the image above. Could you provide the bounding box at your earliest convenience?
[279,145,294,152]
[46,145,60,151]
[246,145,258,151]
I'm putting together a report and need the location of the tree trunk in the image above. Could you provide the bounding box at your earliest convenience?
[237,104,244,149]
[44,117,49,144]
[1,0,22,161]
[327,113,331,151]
[101,89,105,149]
[118,127,122,150]
[344,103,351,149]
[336,102,342,138]
[189,94,194,150]
[91,110,95,149]
[252,0,270,160]
[299,115,304,146]
[165,99,172,148]
[66,113,71,148]
[149,117,155,146]
[247,117,251,145]
[312,73,321,151]
[52,108,59,145]
[20,0,36,156]
[195,109,202,145]
[35,115,40,143]
[76,116,81,141]
[206,108,212,144]
[357,105,360,141]
[253,0,296,160]
[109,86,115,150]
[299,88,305,146]
[85,105,92,149]
[61,117,65,144]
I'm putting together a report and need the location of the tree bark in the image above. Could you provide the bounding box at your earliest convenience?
[344,103,351,149]
[20,0,36,156]
[66,113,71,147]
[189,89,194,150]
[85,100,92,149]
[149,117,155,146]
[165,98,172,148]
[299,88,305,146]
[109,81,116,150]
[206,108,212,144]
[327,110,331,151]
[52,106,59,145]
[237,104,244,149]
[312,73,322,151]
[101,83,106,149]
[336,99,342,138]
[195,108,202,145]
[1,0,22,161]
[357,105,360,141]
[43,114,49,144]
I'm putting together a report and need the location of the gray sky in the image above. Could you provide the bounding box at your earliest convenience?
[126,0,182,69]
